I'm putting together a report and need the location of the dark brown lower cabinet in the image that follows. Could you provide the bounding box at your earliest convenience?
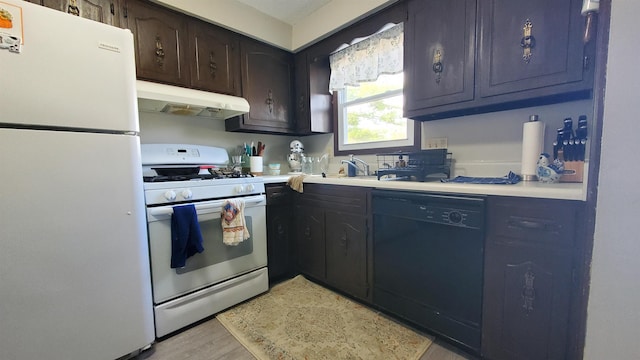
[265,184,293,283]
[293,184,371,302]
[294,204,325,281]
[325,211,368,300]
[482,196,582,360]
[483,243,573,359]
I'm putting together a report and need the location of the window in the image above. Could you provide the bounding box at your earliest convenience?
[329,23,418,155]
[338,73,414,152]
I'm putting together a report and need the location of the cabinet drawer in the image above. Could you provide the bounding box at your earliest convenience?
[266,184,292,206]
[487,197,581,249]
[298,184,369,214]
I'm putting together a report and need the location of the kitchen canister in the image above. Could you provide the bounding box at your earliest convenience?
[250,156,263,175]
[521,115,545,181]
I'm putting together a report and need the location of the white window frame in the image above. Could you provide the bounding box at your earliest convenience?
[336,85,415,153]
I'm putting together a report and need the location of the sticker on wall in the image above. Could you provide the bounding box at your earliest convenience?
[0,1,23,53]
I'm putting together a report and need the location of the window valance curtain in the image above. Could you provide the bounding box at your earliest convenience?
[329,22,403,92]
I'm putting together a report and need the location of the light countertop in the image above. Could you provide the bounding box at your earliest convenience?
[260,174,587,201]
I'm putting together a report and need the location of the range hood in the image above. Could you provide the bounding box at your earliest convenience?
[136,80,250,119]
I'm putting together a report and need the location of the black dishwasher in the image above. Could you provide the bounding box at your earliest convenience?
[372,190,485,353]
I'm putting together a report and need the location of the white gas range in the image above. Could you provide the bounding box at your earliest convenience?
[141,144,268,338]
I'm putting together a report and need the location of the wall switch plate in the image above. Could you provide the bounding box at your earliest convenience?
[426,137,448,149]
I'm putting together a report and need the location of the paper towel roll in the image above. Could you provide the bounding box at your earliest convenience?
[521,118,545,180]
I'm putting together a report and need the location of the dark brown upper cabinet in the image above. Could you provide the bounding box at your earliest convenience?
[404,0,476,117]
[226,38,295,134]
[406,0,594,121]
[477,0,592,100]
[294,49,332,135]
[188,20,241,96]
[26,0,121,26]
[122,0,190,87]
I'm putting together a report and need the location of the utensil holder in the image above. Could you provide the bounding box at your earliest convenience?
[250,156,263,175]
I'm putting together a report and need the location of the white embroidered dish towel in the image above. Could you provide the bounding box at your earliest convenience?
[221,199,250,246]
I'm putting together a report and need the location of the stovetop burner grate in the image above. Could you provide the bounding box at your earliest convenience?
[143,171,255,183]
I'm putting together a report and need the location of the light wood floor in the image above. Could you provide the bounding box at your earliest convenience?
[136,316,477,360]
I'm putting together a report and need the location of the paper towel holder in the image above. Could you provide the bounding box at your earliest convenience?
[521,114,544,181]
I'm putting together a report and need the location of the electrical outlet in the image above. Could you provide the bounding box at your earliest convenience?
[425,137,448,149]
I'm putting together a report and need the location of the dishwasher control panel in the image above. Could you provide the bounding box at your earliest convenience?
[372,190,485,230]
[428,206,482,229]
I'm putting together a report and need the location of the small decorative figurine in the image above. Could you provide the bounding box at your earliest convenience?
[536,153,564,183]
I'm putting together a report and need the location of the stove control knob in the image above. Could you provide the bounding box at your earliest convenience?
[235,185,245,194]
[181,189,193,200]
[164,190,177,201]
[245,184,255,192]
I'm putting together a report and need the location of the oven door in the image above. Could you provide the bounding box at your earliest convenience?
[147,195,267,304]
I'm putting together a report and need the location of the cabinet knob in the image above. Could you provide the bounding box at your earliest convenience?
[520,19,536,63]
[522,268,536,314]
[507,217,559,232]
[266,89,274,114]
[340,232,348,255]
[432,49,443,84]
[155,35,165,67]
[209,52,218,78]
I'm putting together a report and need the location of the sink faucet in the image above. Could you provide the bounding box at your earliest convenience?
[341,154,370,176]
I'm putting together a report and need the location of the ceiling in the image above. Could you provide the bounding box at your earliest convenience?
[234,0,333,25]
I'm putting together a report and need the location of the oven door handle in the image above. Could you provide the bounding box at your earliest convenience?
[149,195,266,217]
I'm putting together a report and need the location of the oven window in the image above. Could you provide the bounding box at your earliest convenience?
[176,216,254,274]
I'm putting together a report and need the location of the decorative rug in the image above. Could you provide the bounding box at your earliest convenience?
[216,275,432,360]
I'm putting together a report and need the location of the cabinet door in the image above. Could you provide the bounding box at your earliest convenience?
[266,204,292,282]
[482,197,581,360]
[477,0,590,99]
[189,20,240,96]
[482,243,573,360]
[35,0,119,26]
[266,185,293,282]
[123,0,189,86]
[229,39,294,133]
[294,50,332,134]
[294,205,325,280]
[405,0,476,115]
[325,211,368,300]
[294,51,310,133]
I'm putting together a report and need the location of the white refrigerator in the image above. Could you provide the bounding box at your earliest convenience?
[0,1,155,359]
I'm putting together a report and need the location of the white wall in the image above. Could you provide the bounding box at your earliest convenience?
[301,99,594,177]
[139,112,295,169]
[421,99,594,177]
[291,0,396,50]
[583,1,640,359]
[152,0,396,51]
[152,0,292,49]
